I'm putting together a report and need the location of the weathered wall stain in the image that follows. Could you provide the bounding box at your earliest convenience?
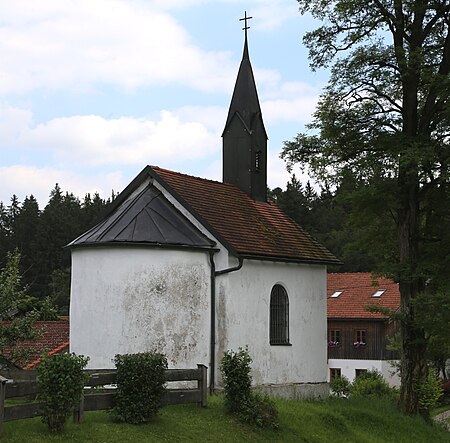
[121,263,208,366]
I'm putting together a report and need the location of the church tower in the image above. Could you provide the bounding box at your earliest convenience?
[222,13,268,202]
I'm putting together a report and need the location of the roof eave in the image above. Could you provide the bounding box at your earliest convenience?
[238,253,342,266]
[69,241,220,253]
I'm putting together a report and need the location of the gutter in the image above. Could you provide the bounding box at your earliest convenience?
[208,253,244,394]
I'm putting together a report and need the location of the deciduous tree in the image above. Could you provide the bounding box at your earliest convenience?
[282,0,450,414]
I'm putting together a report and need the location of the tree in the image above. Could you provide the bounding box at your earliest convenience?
[270,174,376,272]
[0,250,39,362]
[282,0,450,414]
[13,195,40,294]
[33,185,83,297]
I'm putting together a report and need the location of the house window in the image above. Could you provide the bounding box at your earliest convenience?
[354,329,367,347]
[355,369,368,378]
[330,368,341,380]
[328,329,341,347]
[270,284,289,345]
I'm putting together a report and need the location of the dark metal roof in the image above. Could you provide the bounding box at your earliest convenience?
[68,182,216,249]
[222,35,267,138]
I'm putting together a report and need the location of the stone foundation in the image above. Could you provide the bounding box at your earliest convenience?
[254,382,329,400]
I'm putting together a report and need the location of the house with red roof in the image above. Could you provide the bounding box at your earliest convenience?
[327,273,400,386]
[67,25,339,398]
[1,319,69,375]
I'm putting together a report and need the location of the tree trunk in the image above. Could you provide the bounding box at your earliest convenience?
[399,281,427,414]
[397,166,427,415]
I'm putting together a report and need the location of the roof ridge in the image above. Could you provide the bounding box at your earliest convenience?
[151,165,234,187]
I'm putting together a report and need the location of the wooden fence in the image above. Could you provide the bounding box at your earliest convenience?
[0,364,207,435]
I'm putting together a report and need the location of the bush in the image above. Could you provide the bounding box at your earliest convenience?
[220,347,252,414]
[111,352,168,424]
[330,375,351,397]
[350,370,393,399]
[220,347,279,429]
[246,391,279,429]
[418,368,443,419]
[37,352,89,433]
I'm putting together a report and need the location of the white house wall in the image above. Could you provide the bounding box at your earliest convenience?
[328,358,400,387]
[70,247,211,370]
[217,259,328,395]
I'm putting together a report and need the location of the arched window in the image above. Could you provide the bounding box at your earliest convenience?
[269,284,290,345]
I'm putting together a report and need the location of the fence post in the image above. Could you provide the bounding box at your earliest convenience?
[197,364,207,408]
[73,391,85,424]
[0,376,8,436]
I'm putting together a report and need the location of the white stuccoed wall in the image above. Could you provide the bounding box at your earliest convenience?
[70,247,211,370]
[328,358,401,387]
[70,194,330,398]
[216,259,328,396]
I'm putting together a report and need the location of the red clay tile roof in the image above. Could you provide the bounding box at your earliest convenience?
[2,320,69,369]
[327,273,400,319]
[151,166,339,264]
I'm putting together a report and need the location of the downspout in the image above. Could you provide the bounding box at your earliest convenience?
[208,251,216,395]
[209,253,244,394]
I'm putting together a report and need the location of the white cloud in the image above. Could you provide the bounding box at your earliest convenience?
[267,149,312,190]
[149,0,298,31]
[0,104,220,167]
[261,81,321,124]
[0,0,297,95]
[263,96,318,124]
[251,0,299,31]
[0,165,126,207]
[0,103,33,144]
[0,0,239,94]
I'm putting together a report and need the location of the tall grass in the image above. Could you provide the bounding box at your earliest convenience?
[2,395,449,442]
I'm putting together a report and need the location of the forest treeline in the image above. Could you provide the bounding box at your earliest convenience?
[0,175,373,314]
[0,185,115,314]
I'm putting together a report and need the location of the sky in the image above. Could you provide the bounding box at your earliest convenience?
[0,0,330,208]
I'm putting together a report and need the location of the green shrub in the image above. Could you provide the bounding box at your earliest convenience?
[220,347,252,414]
[37,352,89,433]
[220,347,279,429]
[246,391,279,429]
[111,352,168,424]
[418,368,443,419]
[350,370,393,399]
[330,375,351,397]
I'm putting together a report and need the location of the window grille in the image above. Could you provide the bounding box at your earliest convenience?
[270,284,289,345]
[255,150,262,172]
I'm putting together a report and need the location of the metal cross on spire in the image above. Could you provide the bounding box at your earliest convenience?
[239,11,253,39]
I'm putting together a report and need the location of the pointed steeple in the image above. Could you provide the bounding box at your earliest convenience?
[222,12,268,203]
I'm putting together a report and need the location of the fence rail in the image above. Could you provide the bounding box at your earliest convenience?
[0,364,207,434]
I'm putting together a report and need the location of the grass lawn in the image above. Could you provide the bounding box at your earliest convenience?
[2,395,449,442]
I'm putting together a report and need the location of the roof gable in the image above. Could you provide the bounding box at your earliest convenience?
[68,181,216,250]
[327,272,400,319]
